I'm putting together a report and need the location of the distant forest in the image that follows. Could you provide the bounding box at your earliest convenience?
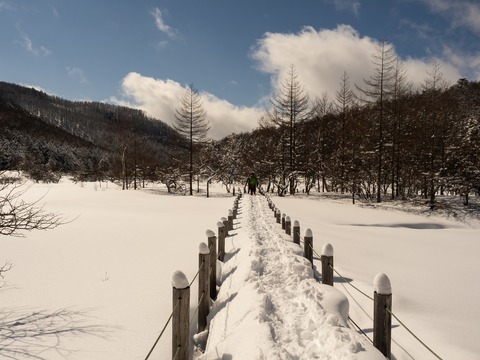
[1,64,479,206]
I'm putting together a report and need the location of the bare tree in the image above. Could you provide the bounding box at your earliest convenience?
[356,40,397,202]
[421,61,448,208]
[0,178,66,237]
[174,84,210,195]
[270,65,310,195]
[335,71,355,193]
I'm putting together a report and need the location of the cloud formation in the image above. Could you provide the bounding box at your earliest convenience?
[17,34,51,56]
[111,72,263,140]
[113,25,477,140]
[251,25,467,102]
[332,0,361,17]
[151,7,180,40]
[67,66,88,84]
[420,0,480,34]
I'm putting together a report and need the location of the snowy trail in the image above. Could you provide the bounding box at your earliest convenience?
[198,194,384,359]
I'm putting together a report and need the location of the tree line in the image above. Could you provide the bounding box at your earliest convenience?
[1,41,480,207]
[196,43,479,206]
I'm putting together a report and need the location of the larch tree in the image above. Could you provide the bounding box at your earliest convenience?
[270,65,310,195]
[356,41,396,202]
[174,84,210,195]
[421,61,447,208]
[335,71,355,194]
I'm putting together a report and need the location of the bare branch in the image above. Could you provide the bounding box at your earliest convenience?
[0,181,68,237]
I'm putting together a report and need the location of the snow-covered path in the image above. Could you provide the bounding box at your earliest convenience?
[198,194,384,359]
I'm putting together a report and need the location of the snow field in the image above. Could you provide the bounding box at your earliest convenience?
[1,180,479,359]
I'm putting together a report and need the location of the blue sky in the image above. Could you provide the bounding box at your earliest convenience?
[1,0,480,138]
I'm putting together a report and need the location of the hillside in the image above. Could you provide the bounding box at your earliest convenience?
[0,81,184,182]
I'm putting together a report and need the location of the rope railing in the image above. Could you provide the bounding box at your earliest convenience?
[329,264,374,301]
[150,192,241,360]
[190,291,205,327]
[267,194,444,360]
[144,298,181,360]
[387,308,444,360]
[172,345,181,360]
[348,316,373,344]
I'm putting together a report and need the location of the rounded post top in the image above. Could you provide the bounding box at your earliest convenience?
[374,273,392,294]
[221,217,227,221]
[321,243,334,256]
[217,221,225,228]
[205,229,215,238]
[285,216,291,222]
[305,228,313,238]
[199,242,210,255]
[293,220,300,227]
[172,270,189,289]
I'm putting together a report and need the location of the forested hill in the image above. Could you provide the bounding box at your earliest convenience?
[0,81,183,182]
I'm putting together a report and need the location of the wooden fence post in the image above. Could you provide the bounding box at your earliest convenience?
[281,213,286,230]
[321,243,334,286]
[172,271,190,360]
[373,273,392,359]
[293,220,300,245]
[206,230,217,300]
[228,210,233,231]
[217,221,225,262]
[276,209,281,224]
[304,228,313,267]
[198,242,210,332]
[221,217,228,236]
[232,200,238,218]
[285,216,291,235]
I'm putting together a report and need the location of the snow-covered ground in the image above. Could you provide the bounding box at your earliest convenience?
[1,179,479,359]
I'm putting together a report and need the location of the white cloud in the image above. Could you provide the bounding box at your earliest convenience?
[151,7,180,41]
[251,25,470,102]
[332,0,361,17]
[112,25,478,141]
[111,72,263,140]
[420,0,480,34]
[17,34,51,56]
[67,66,88,84]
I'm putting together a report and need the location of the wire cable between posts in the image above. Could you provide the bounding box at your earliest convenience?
[386,308,444,360]
[284,207,444,359]
[189,291,205,327]
[144,299,180,360]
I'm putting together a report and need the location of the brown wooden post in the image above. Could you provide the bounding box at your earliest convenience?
[373,273,392,359]
[172,271,190,360]
[217,221,225,262]
[304,228,313,267]
[206,230,217,300]
[276,209,281,224]
[281,213,286,230]
[221,217,228,236]
[321,243,334,286]
[198,242,210,332]
[293,220,300,245]
[232,200,238,218]
[228,210,233,231]
[285,216,291,235]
